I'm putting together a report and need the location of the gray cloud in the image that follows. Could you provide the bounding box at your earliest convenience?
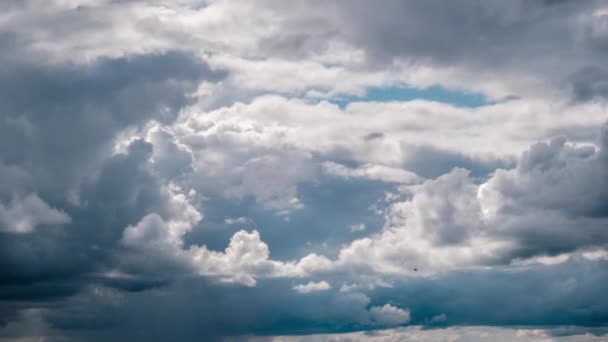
[401,144,515,179]
[244,0,608,101]
[1,257,606,341]
[0,49,225,324]
[0,50,223,198]
[0,194,71,234]
[568,66,608,102]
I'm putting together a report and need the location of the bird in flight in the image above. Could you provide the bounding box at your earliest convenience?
[413,268,417,272]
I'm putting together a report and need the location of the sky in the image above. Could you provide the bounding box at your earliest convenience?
[1,0,608,341]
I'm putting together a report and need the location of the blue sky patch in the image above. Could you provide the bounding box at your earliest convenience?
[329,85,492,109]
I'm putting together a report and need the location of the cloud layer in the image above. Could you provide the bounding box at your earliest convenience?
[1,0,608,341]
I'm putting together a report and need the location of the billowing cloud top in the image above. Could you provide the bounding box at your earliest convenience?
[1,1,608,341]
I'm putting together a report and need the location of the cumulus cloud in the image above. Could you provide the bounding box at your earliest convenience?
[0,47,224,322]
[290,123,608,277]
[330,168,504,274]
[368,304,411,326]
[119,188,334,286]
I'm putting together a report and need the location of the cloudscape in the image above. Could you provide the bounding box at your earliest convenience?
[1,1,608,341]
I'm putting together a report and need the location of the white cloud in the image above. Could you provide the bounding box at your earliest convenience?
[120,182,335,286]
[293,281,332,294]
[296,124,608,277]
[430,313,447,324]
[582,249,608,261]
[349,223,367,232]
[224,216,251,225]
[176,95,606,168]
[323,161,420,184]
[138,94,605,227]
[0,194,71,233]
[189,229,334,286]
[368,304,411,326]
[256,326,607,342]
[330,168,508,275]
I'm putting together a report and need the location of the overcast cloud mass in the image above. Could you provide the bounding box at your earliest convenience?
[1,0,608,341]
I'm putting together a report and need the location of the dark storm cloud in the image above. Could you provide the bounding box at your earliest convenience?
[371,258,608,327]
[0,136,201,337]
[2,258,606,341]
[0,49,226,326]
[1,140,164,295]
[0,51,224,196]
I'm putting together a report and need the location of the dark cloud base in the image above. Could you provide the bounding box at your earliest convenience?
[1,258,606,341]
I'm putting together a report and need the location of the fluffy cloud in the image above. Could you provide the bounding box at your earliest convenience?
[332,168,505,275]
[5,0,608,103]
[119,187,334,286]
[123,221,336,286]
[172,95,605,167]
[303,123,608,277]
[368,304,411,326]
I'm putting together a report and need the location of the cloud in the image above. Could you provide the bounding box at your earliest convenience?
[293,123,608,277]
[293,280,332,294]
[0,47,225,316]
[251,326,608,342]
[323,162,420,184]
[9,259,608,337]
[5,0,608,104]
[0,50,222,200]
[172,94,606,173]
[12,255,607,340]
[224,217,251,225]
[429,313,447,324]
[329,168,503,275]
[120,198,334,286]
[349,223,367,233]
[0,194,71,233]
[2,1,608,340]
[368,304,411,326]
